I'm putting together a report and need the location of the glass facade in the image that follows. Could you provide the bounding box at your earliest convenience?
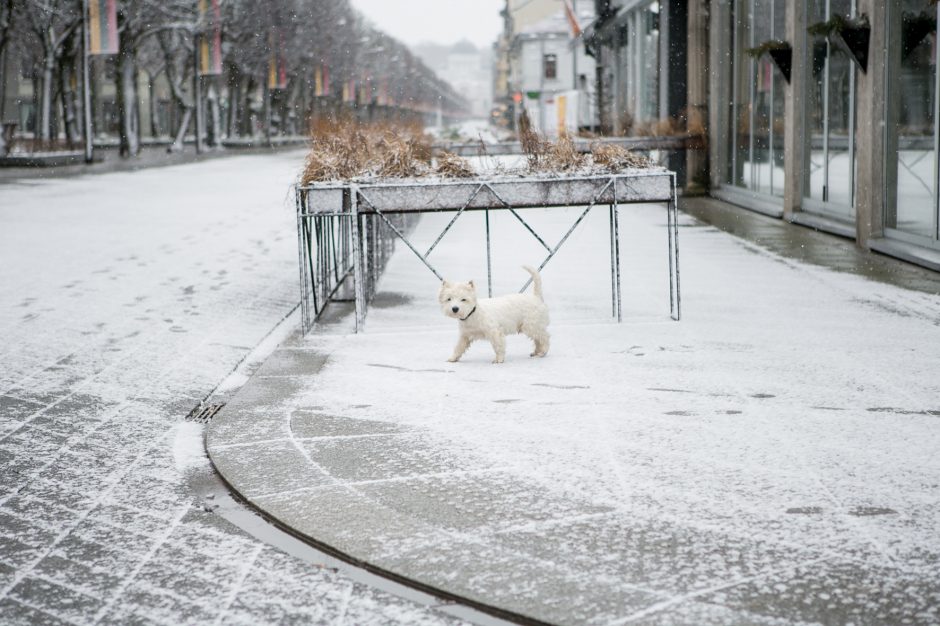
[703,0,939,265]
[725,0,787,198]
[805,0,857,220]
[610,1,661,132]
[885,0,939,247]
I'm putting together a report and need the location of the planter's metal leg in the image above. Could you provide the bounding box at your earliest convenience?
[609,204,616,319]
[485,209,492,297]
[350,186,366,332]
[307,216,318,318]
[613,198,622,323]
[295,189,309,334]
[668,173,681,321]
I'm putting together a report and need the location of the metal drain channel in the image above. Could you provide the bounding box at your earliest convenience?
[185,403,226,423]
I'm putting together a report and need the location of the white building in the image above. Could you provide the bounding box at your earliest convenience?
[507,2,596,136]
[414,40,493,119]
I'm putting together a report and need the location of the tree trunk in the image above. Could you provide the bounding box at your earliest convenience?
[116,42,139,157]
[206,80,221,147]
[39,57,54,141]
[226,67,239,138]
[241,76,256,137]
[170,106,192,152]
[158,31,195,152]
[59,54,80,146]
[148,72,159,137]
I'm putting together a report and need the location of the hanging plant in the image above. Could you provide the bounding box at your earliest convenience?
[744,40,792,83]
[811,40,828,78]
[807,14,870,72]
[902,12,937,59]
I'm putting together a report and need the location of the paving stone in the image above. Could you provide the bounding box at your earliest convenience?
[289,410,410,439]
[297,433,479,484]
[209,440,334,497]
[0,597,73,626]
[33,554,124,597]
[9,576,105,622]
[699,558,940,626]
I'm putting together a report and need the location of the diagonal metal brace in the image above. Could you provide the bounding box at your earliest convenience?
[424,183,486,257]
[519,177,615,293]
[356,189,444,281]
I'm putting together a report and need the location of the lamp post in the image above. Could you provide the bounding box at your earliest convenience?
[82,0,94,163]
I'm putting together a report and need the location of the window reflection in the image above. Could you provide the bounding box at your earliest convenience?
[806,0,857,219]
[888,1,937,241]
[727,0,786,197]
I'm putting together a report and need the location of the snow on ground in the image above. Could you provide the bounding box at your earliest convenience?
[0,154,466,625]
[292,198,940,623]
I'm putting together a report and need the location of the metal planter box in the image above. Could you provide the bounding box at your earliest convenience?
[296,170,679,333]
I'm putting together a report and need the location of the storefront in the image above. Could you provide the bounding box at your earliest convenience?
[803,0,858,226]
[704,0,940,269]
[884,0,940,253]
[710,0,788,215]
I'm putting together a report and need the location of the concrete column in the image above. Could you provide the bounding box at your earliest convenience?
[782,0,808,219]
[708,0,730,190]
[855,0,890,245]
[687,0,709,193]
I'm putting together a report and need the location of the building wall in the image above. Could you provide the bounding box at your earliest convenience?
[508,0,563,32]
[507,0,598,135]
[702,0,940,270]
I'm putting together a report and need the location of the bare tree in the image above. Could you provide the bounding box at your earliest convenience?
[3,0,468,155]
[19,0,81,142]
[0,0,16,123]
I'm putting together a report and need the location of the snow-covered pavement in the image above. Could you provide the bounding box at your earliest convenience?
[0,155,467,624]
[209,197,940,625]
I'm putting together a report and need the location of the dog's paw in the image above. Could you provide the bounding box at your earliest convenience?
[492,357,504,364]
[447,357,459,363]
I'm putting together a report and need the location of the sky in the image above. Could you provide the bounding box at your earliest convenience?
[350,0,504,49]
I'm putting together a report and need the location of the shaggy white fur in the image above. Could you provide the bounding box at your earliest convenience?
[439,266,550,364]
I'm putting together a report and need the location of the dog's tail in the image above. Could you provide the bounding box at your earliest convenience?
[522,265,543,300]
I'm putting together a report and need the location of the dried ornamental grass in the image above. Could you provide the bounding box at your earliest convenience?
[435,152,475,178]
[302,117,656,183]
[301,120,433,183]
[591,143,652,171]
[376,136,431,178]
[541,134,586,172]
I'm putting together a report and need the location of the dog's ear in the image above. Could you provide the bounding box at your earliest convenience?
[468,280,476,290]
[441,280,451,288]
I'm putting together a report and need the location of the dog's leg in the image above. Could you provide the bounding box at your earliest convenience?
[523,324,550,357]
[531,332,550,357]
[447,335,471,362]
[489,333,506,364]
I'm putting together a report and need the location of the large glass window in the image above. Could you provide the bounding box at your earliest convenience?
[726,0,787,197]
[805,0,858,220]
[886,1,939,246]
[621,2,660,127]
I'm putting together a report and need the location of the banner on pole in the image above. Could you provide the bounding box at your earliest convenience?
[88,0,118,55]
[198,0,223,76]
[343,79,356,103]
[267,29,287,90]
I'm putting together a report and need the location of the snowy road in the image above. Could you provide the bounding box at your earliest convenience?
[0,155,464,624]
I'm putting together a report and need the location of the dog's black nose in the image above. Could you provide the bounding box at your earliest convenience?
[451,306,459,313]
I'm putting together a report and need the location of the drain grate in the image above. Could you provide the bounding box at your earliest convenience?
[186,403,226,423]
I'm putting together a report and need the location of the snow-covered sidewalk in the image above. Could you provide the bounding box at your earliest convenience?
[0,153,468,625]
[209,200,940,625]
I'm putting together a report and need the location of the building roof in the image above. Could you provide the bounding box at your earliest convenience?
[451,39,478,54]
[516,4,595,38]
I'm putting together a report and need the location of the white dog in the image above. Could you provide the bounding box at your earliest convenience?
[439,265,550,364]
